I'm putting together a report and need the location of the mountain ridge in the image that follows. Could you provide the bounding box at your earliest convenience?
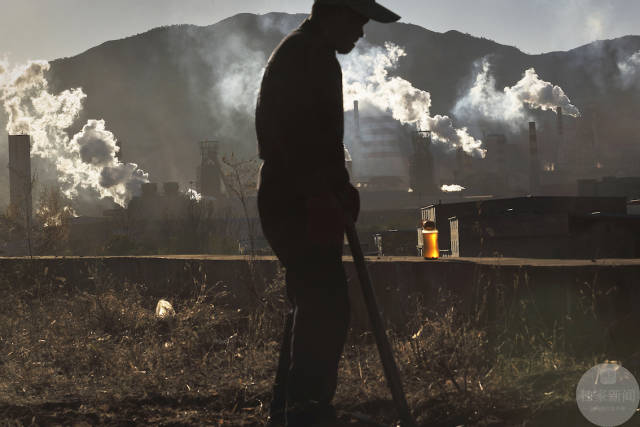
[38,12,640,187]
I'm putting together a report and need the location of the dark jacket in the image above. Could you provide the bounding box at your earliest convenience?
[256,18,349,197]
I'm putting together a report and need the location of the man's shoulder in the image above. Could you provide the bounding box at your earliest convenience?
[269,28,312,65]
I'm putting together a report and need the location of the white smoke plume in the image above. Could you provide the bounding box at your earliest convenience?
[454,58,580,126]
[618,50,640,89]
[212,35,266,116]
[340,42,485,157]
[175,29,266,142]
[257,13,302,36]
[170,27,268,161]
[441,184,466,193]
[0,60,148,207]
[185,188,202,201]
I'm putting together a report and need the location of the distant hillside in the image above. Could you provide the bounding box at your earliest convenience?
[43,12,640,186]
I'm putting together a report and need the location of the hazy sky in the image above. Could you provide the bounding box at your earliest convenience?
[1,0,639,63]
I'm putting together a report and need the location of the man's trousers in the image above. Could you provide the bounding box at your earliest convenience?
[258,169,350,426]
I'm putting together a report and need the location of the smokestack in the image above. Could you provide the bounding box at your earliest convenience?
[353,100,360,136]
[141,182,158,198]
[8,135,32,221]
[199,141,222,198]
[556,107,564,136]
[485,134,507,190]
[529,122,540,194]
[554,107,563,167]
[163,182,179,196]
[116,139,123,161]
[410,131,435,196]
[590,108,600,169]
[454,146,464,183]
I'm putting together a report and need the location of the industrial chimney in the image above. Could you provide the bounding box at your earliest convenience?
[454,147,465,183]
[198,141,222,198]
[590,108,601,169]
[8,135,32,222]
[141,182,158,198]
[529,122,540,194]
[410,131,435,196]
[556,107,564,136]
[554,107,563,167]
[163,182,179,196]
[353,100,360,136]
[116,139,123,161]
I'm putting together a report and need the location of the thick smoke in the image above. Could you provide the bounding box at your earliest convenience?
[212,35,266,117]
[257,12,302,36]
[174,27,268,154]
[0,60,148,208]
[618,50,640,89]
[454,58,580,127]
[340,42,485,157]
[207,15,307,121]
[441,184,465,193]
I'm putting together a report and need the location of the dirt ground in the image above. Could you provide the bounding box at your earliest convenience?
[0,267,634,426]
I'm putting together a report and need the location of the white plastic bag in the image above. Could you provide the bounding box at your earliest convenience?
[155,299,175,319]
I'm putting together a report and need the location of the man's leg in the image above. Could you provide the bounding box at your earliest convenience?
[267,266,300,425]
[258,180,300,425]
[285,249,350,426]
[268,308,293,425]
[258,183,350,425]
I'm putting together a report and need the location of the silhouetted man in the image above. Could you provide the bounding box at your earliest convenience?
[255,1,400,425]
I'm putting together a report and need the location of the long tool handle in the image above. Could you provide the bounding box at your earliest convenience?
[345,218,417,427]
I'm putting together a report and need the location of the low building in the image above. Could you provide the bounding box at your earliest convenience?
[578,176,640,199]
[421,196,633,259]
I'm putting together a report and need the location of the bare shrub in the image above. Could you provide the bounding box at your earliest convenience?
[407,306,490,396]
[33,186,74,255]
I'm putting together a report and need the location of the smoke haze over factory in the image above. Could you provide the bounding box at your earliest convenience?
[0,60,148,212]
[0,5,639,215]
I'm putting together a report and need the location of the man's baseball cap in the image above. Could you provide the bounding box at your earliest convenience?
[314,0,401,23]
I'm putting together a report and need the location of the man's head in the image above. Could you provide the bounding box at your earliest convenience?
[311,0,400,54]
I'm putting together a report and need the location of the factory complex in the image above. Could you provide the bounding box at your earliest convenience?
[4,99,640,259]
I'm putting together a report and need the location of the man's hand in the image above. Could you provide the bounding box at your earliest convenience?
[305,192,345,246]
[340,183,360,223]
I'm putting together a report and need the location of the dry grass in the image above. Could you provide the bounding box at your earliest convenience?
[0,269,282,425]
[0,265,622,426]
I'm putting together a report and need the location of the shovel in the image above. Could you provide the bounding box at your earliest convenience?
[344,217,417,427]
[268,217,417,427]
